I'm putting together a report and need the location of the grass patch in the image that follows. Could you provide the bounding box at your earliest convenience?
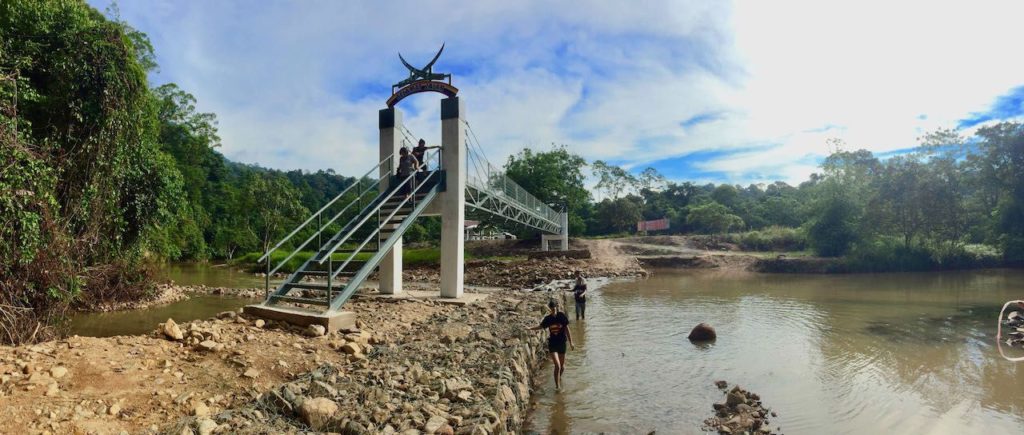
[843,240,1002,272]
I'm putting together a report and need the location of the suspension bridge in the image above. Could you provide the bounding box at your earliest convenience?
[244,82,568,330]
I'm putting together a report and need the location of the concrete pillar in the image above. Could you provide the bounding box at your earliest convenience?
[378,108,403,295]
[560,212,569,251]
[440,97,465,298]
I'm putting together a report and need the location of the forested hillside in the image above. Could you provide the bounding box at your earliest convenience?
[0,1,358,342]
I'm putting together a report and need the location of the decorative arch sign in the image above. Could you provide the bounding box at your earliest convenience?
[387,80,459,108]
[388,43,458,107]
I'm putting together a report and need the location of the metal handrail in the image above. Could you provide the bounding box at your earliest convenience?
[266,177,383,276]
[330,168,441,281]
[328,177,441,311]
[258,154,394,263]
[317,148,441,265]
[464,140,561,227]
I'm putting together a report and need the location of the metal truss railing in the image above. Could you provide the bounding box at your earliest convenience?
[463,121,562,234]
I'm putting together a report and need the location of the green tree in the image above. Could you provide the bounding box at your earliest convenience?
[637,167,666,192]
[591,160,637,199]
[686,201,744,234]
[593,196,643,234]
[872,156,928,248]
[970,123,1024,263]
[240,172,309,253]
[0,0,184,342]
[505,145,591,235]
[806,181,860,257]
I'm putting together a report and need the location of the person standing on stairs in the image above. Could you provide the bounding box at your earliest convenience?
[396,147,419,199]
[412,138,440,173]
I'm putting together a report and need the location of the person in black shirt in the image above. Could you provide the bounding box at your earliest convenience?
[572,271,587,320]
[528,299,574,390]
[412,139,440,172]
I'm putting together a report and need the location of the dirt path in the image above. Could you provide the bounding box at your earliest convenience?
[601,236,763,272]
[577,239,645,273]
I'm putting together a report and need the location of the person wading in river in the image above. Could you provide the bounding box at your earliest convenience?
[528,299,574,390]
[572,271,587,320]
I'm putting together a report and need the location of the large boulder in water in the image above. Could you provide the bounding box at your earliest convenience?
[688,323,717,342]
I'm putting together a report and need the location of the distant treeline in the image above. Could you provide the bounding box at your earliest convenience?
[504,126,1024,271]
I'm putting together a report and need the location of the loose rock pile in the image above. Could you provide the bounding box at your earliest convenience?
[162,295,550,434]
[407,256,643,290]
[87,283,190,312]
[1002,309,1024,347]
[703,382,780,435]
[1,290,550,434]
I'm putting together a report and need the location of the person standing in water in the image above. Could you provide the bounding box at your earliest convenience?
[572,271,587,320]
[528,299,574,390]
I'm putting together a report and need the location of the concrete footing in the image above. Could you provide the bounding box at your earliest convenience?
[243,304,356,333]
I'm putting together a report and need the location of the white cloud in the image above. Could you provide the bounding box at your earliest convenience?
[96,0,1024,185]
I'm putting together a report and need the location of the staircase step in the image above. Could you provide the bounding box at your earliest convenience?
[269,295,329,306]
[300,261,368,273]
[293,270,356,278]
[285,282,347,291]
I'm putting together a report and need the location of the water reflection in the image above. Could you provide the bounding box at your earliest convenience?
[159,262,272,288]
[526,269,1024,435]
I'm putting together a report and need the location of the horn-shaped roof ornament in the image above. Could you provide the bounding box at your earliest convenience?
[388,43,458,107]
[393,44,452,89]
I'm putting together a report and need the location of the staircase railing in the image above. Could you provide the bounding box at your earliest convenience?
[257,154,394,295]
[328,164,443,310]
[316,149,442,274]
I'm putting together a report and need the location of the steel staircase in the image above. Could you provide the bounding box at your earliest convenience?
[256,150,442,312]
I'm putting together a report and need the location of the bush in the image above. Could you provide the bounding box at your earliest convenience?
[730,226,806,252]
[843,239,1001,272]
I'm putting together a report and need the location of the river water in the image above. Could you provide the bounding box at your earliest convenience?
[68,263,262,337]
[526,269,1024,435]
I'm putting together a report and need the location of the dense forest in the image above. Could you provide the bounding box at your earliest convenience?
[2,1,1023,344]
[0,1,375,342]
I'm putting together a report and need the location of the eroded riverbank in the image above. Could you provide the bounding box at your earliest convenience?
[2,240,643,434]
[0,291,558,434]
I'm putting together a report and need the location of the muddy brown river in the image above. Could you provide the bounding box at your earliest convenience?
[526,269,1024,435]
[68,263,263,337]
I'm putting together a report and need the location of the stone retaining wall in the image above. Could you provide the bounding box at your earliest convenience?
[526,249,592,260]
[161,293,552,434]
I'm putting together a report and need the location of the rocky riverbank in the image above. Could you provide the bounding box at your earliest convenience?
[1002,308,1024,348]
[0,290,553,434]
[703,382,781,435]
[84,284,191,312]
[406,256,644,290]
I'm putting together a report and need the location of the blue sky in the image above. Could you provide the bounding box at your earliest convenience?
[92,0,1024,186]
